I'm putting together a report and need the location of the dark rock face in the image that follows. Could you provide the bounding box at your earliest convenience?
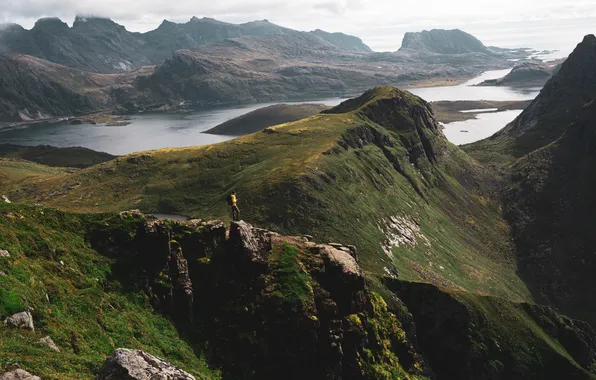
[96,348,195,380]
[400,29,490,54]
[92,214,429,379]
[506,99,596,325]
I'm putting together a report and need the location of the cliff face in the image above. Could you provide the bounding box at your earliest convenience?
[3,204,595,379]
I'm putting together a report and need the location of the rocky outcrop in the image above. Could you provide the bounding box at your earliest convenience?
[0,369,41,380]
[37,336,60,352]
[95,348,195,380]
[90,214,429,379]
[4,311,34,331]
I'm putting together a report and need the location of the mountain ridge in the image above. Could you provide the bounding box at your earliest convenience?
[0,15,373,73]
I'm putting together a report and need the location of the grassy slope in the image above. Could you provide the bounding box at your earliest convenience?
[0,145,115,169]
[0,158,73,195]
[6,87,531,303]
[205,103,330,135]
[0,203,218,379]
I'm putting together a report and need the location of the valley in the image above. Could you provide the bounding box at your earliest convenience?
[1,8,596,380]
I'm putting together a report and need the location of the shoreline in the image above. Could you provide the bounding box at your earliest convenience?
[0,73,494,131]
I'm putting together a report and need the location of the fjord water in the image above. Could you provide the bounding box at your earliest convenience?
[0,69,540,154]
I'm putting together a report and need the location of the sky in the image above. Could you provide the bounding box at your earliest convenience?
[0,0,595,53]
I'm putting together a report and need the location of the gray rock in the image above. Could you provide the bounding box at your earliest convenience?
[0,250,10,257]
[38,336,60,352]
[4,311,34,331]
[2,195,11,204]
[229,221,273,265]
[0,369,41,380]
[0,271,6,276]
[95,348,195,380]
[302,235,314,242]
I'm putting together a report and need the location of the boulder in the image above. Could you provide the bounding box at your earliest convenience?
[4,311,34,331]
[95,348,195,380]
[229,221,273,265]
[322,245,364,288]
[38,336,60,352]
[0,250,10,257]
[0,369,41,380]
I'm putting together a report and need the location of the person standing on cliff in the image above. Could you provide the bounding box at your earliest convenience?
[227,191,240,221]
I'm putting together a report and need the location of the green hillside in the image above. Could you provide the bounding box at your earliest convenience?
[3,83,596,378]
[6,87,530,301]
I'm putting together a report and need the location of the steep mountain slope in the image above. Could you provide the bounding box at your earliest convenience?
[0,53,151,122]
[505,98,596,325]
[400,29,492,54]
[466,35,596,162]
[0,54,102,122]
[0,16,372,73]
[205,103,330,135]
[0,17,151,73]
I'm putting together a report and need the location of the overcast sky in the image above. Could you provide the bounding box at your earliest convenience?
[1,0,595,52]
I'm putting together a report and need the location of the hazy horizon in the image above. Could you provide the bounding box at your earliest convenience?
[1,1,595,53]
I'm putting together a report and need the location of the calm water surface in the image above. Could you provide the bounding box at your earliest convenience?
[0,69,537,153]
[443,110,523,145]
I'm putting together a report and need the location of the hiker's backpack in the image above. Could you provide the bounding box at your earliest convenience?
[226,195,233,206]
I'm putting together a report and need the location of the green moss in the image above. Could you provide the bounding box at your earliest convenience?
[358,293,427,380]
[268,244,313,311]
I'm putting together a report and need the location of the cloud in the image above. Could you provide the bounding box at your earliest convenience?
[0,0,594,51]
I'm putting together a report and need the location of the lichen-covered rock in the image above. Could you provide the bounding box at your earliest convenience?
[229,221,273,265]
[4,311,34,331]
[95,348,195,380]
[37,336,60,352]
[0,369,40,380]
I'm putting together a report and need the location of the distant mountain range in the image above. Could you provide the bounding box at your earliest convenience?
[0,16,372,73]
[0,18,532,123]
